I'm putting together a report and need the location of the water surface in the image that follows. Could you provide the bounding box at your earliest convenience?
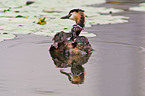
[0,1,145,96]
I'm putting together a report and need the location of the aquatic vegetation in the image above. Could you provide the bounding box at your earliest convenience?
[3,7,11,12]
[0,32,15,42]
[43,10,61,13]
[130,3,145,12]
[37,17,47,25]
[15,15,28,18]
[0,0,129,42]
[26,1,35,5]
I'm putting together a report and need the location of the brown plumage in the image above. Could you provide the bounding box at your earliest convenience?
[49,9,92,55]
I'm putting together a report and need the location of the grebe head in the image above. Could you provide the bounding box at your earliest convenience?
[61,9,85,28]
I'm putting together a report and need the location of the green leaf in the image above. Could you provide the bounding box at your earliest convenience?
[3,33,8,34]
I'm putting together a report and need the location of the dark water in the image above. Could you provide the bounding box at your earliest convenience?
[0,3,145,96]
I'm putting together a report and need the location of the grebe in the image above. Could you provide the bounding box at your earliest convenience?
[50,9,92,55]
[61,9,85,37]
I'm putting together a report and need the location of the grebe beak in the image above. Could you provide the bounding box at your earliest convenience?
[61,15,70,19]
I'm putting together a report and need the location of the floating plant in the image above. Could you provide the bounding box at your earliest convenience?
[0,0,129,42]
[130,3,145,12]
[3,7,11,12]
[0,32,15,42]
[37,17,47,25]
[15,15,28,18]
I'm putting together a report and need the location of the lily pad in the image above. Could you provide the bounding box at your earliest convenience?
[3,7,11,12]
[15,15,28,18]
[26,1,35,5]
[43,10,61,13]
[0,33,16,42]
[80,31,96,37]
[0,0,130,42]
[130,3,145,12]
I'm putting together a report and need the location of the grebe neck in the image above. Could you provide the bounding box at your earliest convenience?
[76,12,85,28]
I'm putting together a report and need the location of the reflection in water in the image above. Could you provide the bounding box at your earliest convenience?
[49,49,92,84]
[60,65,85,84]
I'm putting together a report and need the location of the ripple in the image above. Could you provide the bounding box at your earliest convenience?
[34,89,56,95]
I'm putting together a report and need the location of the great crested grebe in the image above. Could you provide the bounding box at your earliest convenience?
[50,9,92,55]
[61,9,85,37]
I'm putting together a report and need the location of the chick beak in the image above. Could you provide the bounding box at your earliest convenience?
[61,15,70,19]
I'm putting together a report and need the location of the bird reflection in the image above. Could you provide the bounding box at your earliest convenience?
[60,65,85,84]
[49,49,92,84]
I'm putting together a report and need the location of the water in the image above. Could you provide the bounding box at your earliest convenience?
[87,10,145,96]
[0,1,145,96]
[0,35,99,96]
[0,10,145,96]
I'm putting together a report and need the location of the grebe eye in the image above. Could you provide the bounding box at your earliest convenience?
[69,13,72,17]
